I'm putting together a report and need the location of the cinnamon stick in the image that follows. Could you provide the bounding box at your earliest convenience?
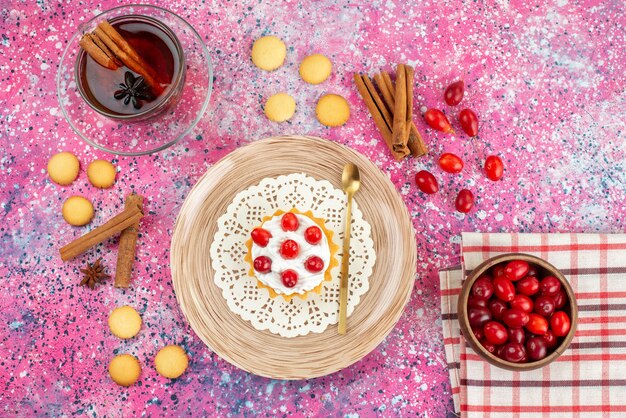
[97,22,153,77]
[114,194,143,288]
[354,74,391,142]
[354,73,409,161]
[405,65,415,139]
[362,74,394,130]
[79,34,119,70]
[362,74,411,158]
[406,116,427,156]
[93,24,163,95]
[391,64,409,152]
[377,71,428,157]
[374,73,394,110]
[90,32,123,67]
[60,204,144,261]
[381,71,395,99]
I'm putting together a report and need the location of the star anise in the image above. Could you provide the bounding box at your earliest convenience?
[80,258,110,289]
[113,71,155,109]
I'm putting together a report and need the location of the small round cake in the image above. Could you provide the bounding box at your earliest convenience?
[245,209,338,301]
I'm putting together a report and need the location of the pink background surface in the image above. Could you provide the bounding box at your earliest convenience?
[1,0,625,416]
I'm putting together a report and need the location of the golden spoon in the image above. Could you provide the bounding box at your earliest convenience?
[338,163,361,334]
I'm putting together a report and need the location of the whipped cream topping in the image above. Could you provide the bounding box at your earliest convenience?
[251,213,330,295]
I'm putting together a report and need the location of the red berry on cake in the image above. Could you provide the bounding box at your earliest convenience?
[253,256,272,273]
[281,269,298,288]
[280,239,300,259]
[251,228,272,247]
[304,226,322,244]
[281,212,299,231]
[304,256,324,273]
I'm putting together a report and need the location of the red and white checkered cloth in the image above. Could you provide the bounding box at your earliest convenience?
[440,232,626,417]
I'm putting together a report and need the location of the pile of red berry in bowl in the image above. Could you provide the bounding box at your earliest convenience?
[457,254,578,371]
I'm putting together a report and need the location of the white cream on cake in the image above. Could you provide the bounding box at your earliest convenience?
[251,213,330,295]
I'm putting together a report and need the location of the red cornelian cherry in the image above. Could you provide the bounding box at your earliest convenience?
[553,289,567,309]
[439,153,464,174]
[473,327,485,341]
[484,155,504,181]
[458,108,479,137]
[526,336,548,361]
[468,307,492,328]
[471,275,494,300]
[304,256,325,273]
[483,321,507,345]
[253,256,272,273]
[543,330,559,349]
[444,80,464,106]
[493,277,515,302]
[479,339,497,354]
[415,170,439,194]
[281,213,299,231]
[424,108,455,133]
[516,276,540,296]
[501,342,527,363]
[507,327,526,344]
[550,311,571,337]
[540,276,561,296]
[468,296,488,309]
[502,309,530,328]
[525,313,549,335]
[488,299,508,321]
[534,295,556,317]
[280,239,299,259]
[281,269,298,288]
[491,263,506,278]
[455,189,475,213]
[504,260,529,281]
[304,226,322,244]
[251,228,272,247]
[510,294,534,313]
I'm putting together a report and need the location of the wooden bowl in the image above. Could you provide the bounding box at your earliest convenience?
[457,253,578,371]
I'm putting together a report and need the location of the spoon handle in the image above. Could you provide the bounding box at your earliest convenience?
[338,192,353,334]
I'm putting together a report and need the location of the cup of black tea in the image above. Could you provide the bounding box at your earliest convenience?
[75,14,186,122]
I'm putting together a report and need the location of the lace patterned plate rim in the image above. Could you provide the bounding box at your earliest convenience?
[210,173,375,338]
[171,135,417,380]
